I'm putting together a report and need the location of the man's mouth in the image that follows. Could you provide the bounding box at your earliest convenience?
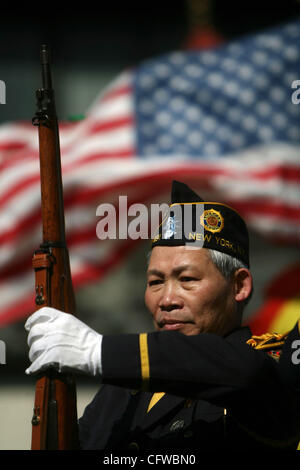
[158,319,192,331]
[163,322,184,331]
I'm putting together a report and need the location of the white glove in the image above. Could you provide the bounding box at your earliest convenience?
[24,307,102,376]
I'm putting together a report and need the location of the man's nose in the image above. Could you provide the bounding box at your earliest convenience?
[159,282,183,311]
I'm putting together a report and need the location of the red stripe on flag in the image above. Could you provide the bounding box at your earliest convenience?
[99,85,133,103]
[1,167,300,245]
[0,142,27,152]
[0,148,135,208]
[0,238,139,326]
[89,116,134,134]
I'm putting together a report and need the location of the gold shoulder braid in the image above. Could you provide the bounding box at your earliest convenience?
[246,332,289,361]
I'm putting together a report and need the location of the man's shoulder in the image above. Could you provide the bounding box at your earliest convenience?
[245,330,289,361]
[224,326,289,361]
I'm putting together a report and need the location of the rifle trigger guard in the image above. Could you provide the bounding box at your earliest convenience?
[35,285,45,305]
[32,406,40,426]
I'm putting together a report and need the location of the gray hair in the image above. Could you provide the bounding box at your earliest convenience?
[208,249,252,309]
[208,249,247,281]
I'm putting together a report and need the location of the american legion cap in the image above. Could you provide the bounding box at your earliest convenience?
[151,181,250,268]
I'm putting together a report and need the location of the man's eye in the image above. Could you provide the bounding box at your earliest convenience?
[180,277,196,282]
[148,279,163,286]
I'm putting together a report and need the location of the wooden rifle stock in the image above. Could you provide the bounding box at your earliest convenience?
[31,45,79,450]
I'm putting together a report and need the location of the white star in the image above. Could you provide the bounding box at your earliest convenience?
[242,116,257,131]
[172,120,187,137]
[154,63,170,78]
[207,73,224,88]
[155,111,172,127]
[258,126,274,140]
[185,106,202,121]
[217,125,232,141]
[224,81,239,97]
[203,142,220,155]
[257,101,272,117]
[238,65,254,80]
[256,34,283,51]
[252,51,267,65]
[221,58,237,72]
[284,46,299,61]
[139,74,156,89]
[170,96,186,112]
[201,52,218,66]
[170,76,191,92]
[187,131,203,147]
[169,52,186,66]
[185,64,203,79]
[240,89,255,105]
[202,117,217,132]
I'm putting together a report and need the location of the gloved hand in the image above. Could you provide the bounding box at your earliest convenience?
[24,307,102,376]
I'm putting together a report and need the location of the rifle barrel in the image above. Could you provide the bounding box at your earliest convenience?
[40,44,52,90]
[30,44,78,450]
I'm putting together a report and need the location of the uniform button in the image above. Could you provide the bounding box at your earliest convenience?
[170,419,185,432]
[130,389,139,395]
[128,442,139,452]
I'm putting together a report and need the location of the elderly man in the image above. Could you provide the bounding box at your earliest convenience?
[25,181,300,452]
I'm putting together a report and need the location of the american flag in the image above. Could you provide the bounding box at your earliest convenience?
[1,19,300,326]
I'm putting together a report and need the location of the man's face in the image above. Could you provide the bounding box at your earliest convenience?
[145,246,239,336]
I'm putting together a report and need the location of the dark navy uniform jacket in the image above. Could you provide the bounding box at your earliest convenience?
[78,326,300,452]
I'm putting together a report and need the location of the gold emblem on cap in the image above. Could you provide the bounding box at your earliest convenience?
[200,209,224,233]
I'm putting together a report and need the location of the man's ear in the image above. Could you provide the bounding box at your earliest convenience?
[234,268,253,303]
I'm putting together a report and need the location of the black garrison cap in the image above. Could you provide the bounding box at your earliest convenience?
[151,181,250,268]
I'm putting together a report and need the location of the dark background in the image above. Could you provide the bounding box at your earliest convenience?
[1,0,300,123]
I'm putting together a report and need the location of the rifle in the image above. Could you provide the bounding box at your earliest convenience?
[30,44,79,450]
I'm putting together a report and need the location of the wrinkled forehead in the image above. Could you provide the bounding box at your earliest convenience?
[147,245,211,271]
